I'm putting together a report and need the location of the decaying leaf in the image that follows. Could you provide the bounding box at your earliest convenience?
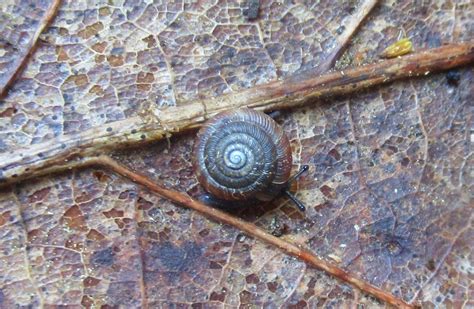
[0,0,472,308]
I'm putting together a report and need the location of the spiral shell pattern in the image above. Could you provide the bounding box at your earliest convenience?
[193,108,292,202]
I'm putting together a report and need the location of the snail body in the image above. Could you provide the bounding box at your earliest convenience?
[193,108,307,211]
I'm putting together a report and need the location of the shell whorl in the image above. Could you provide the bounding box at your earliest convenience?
[193,108,292,202]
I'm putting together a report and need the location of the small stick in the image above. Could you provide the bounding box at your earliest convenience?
[0,0,62,98]
[90,155,417,309]
[314,0,379,74]
[0,43,472,186]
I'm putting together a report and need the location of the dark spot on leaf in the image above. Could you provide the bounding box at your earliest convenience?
[267,281,278,292]
[401,157,410,167]
[149,241,203,272]
[244,0,260,20]
[198,229,209,237]
[239,290,252,303]
[137,197,153,210]
[446,70,460,86]
[209,261,222,269]
[426,259,436,271]
[81,295,93,307]
[91,247,115,267]
[93,171,110,182]
[320,185,336,199]
[210,288,227,301]
[86,229,105,241]
[328,148,341,161]
[245,273,259,284]
[0,107,17,117]
[62,205,87,231]
[103,208,124,218]
[336,26,345,35]
[83,276,101,287]
[28,187,51,203]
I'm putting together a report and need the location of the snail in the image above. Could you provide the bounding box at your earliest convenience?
[192,108,308,211]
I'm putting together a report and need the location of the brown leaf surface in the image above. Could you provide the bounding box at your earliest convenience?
[0,0,473,308]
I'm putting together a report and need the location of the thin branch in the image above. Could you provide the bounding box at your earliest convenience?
[0,43,473,186]
[88,155,417,308]
[0,0,62,99]
[314,0,379,74]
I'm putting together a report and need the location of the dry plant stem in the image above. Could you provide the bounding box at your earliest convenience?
[0,0,62,98]
[92,155,417,309]
[0,43,473,187]
[314,0,379,74]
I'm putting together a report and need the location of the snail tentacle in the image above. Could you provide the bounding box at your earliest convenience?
[282,164,309,212]
[284,191,306,212]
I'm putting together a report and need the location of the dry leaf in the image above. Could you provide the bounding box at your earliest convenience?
[0,0,472,307]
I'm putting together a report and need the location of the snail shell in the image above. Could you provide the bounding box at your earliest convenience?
[192,108,292,202]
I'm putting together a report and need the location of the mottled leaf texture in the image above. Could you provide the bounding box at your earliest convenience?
[0,0,472,308]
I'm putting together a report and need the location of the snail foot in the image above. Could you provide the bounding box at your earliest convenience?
[266,110,282,119]
[197,193,254,210]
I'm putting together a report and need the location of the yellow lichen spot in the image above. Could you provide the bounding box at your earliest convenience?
[380,38,413,58]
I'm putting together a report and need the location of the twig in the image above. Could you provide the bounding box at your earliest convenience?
[314,0,379,74]
[0,43,473,186]
[0,0,62,99]
[87,155,417,308]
